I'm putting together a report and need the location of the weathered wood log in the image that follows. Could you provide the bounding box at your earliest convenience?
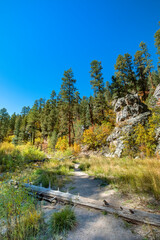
[24,183,160,227]
[28,158,49,163]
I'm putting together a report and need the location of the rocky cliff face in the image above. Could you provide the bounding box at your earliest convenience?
[153,84,160,101]
[105,94,151,158]
[153,84,160,153]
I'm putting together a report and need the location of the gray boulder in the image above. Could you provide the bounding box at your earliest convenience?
[105,94,151,158]
[153,84,160,100]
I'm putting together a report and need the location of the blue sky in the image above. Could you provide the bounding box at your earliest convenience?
[0,0,160,115]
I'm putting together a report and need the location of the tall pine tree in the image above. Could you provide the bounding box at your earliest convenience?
[90,60,106,123]
[58,68,77,146]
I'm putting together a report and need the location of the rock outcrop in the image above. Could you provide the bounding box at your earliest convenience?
[155,127,160,154]
[149,83,160,107]
[153,84,160,153]
[153,84,160,101]
[105,94,151,158]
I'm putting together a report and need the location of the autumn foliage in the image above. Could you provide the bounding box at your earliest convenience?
[82,122,112,149]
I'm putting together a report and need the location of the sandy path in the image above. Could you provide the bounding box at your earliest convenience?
[62,163,141,240]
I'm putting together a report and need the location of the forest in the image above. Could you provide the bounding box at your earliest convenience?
[0,23,160,240]
[0,26,160,151]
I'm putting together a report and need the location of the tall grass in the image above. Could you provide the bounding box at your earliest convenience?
[0,142,46,172]
[79,156,160,199]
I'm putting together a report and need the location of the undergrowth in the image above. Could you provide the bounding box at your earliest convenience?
[0,142,46,172]
[0,183,45,240]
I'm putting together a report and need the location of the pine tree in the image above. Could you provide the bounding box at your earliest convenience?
[114,54,137,95]
[0,108,10,142]
[124,53,137,92]
[9,113,16,135]
[58,68,77,146]
[19,115,28,143]
[27,102,40,144]
[13,115,22,144]
[109,75,125,98]
[21,106,30,116]
[80,96,91,129]
[134,42,153,100]
[154,22,160,72]
[104,81,112,102]
[41,91,57,139]
[90,60,106,123]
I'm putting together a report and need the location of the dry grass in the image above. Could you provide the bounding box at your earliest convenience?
[78,155,160,199]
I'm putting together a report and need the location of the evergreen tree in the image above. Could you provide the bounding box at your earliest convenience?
[13,115,22,144]
[58,68,77,146]
[151,71,160,87]
[80,96,91,129]
[0,108,10,142]
[74,91,81,121]
[21,106,30,116]
[41,91,57,139]
[134,42,153,100]
[88,96,94,125]
[109,75,125,98]
[19,115,29,143]
[90,60,106,123]
[27,102,40,144]
[104,81,112,102]
[9,113,16,135]
[154,22,160,72]
[124,53,137,92]
[114,54,137,95]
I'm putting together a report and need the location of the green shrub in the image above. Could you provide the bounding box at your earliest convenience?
[79,162,90,171]
[49,206,76,234]
[21,145,45,161]
[0,183,44,240]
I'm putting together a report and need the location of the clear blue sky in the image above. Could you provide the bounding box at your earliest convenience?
[0,0,160,115]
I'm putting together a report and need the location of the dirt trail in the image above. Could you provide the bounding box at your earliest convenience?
[61,163,141,240]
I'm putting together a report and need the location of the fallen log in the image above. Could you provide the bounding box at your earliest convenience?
[28,158,49,163]
[24,183,160,227]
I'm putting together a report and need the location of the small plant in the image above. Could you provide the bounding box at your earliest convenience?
[49,206,76,234]
[79,162,90,171]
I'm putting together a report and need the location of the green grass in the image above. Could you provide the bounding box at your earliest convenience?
[49,206,76,234]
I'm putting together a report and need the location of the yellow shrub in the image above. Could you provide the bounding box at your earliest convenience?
[35,137,43,147]
[55,136,69,151]
[82,122,112,149]
[0,142,15,154]
[134,114,157,157]
[3,135,15,143]
[73,142,81,154]
[124,113,158,157]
